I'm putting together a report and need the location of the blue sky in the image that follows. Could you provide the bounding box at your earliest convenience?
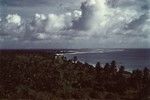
[0,0,150,48]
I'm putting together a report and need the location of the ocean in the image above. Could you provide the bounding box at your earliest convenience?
[64,49,150,71]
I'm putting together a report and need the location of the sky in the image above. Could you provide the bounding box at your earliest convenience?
[0,0,150,49]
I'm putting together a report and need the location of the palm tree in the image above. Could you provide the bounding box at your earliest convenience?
[73,56,78,63]
[110,60,117,74]
[104,63,110,72]
[119,66,125,74]
[95,62,102,72]
[143,67,149,82]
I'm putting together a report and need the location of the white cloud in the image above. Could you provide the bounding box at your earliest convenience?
[0,14,25,38]
[33,33,48,40]
[72,10,82,20]
[28,12,75,34]
[6,14,21,26]
[45,13,70,32]
[35,13,47,21]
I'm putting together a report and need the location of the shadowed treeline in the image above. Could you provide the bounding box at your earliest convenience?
[0,50,150,100]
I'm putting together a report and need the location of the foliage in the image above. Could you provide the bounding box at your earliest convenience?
[0,50,149,100]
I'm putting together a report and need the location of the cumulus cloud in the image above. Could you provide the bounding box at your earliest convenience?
[0,12,81,42]
[26,12,81,40]
[32,33,48,40]
[72,10,82,19]
[73,0,147,31]
[0,0,150,48]
[72,0,150,41]
[0,14,25,39]
[6,14,21,25]
[45,13,71,32]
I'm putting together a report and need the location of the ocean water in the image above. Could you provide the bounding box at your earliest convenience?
[64,49,150,71]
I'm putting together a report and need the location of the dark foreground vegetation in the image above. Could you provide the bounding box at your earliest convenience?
[0,50,150,100]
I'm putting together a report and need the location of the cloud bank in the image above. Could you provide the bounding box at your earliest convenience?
[0,0,150,48]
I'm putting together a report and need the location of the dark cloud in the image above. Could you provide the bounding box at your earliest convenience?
[72,1,97,30]
[1,0,51,6]
[141,4,149,10]
[0,0,83,7]
[125,14,148,30]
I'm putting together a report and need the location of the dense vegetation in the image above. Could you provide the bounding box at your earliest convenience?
[0,50,150,100]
